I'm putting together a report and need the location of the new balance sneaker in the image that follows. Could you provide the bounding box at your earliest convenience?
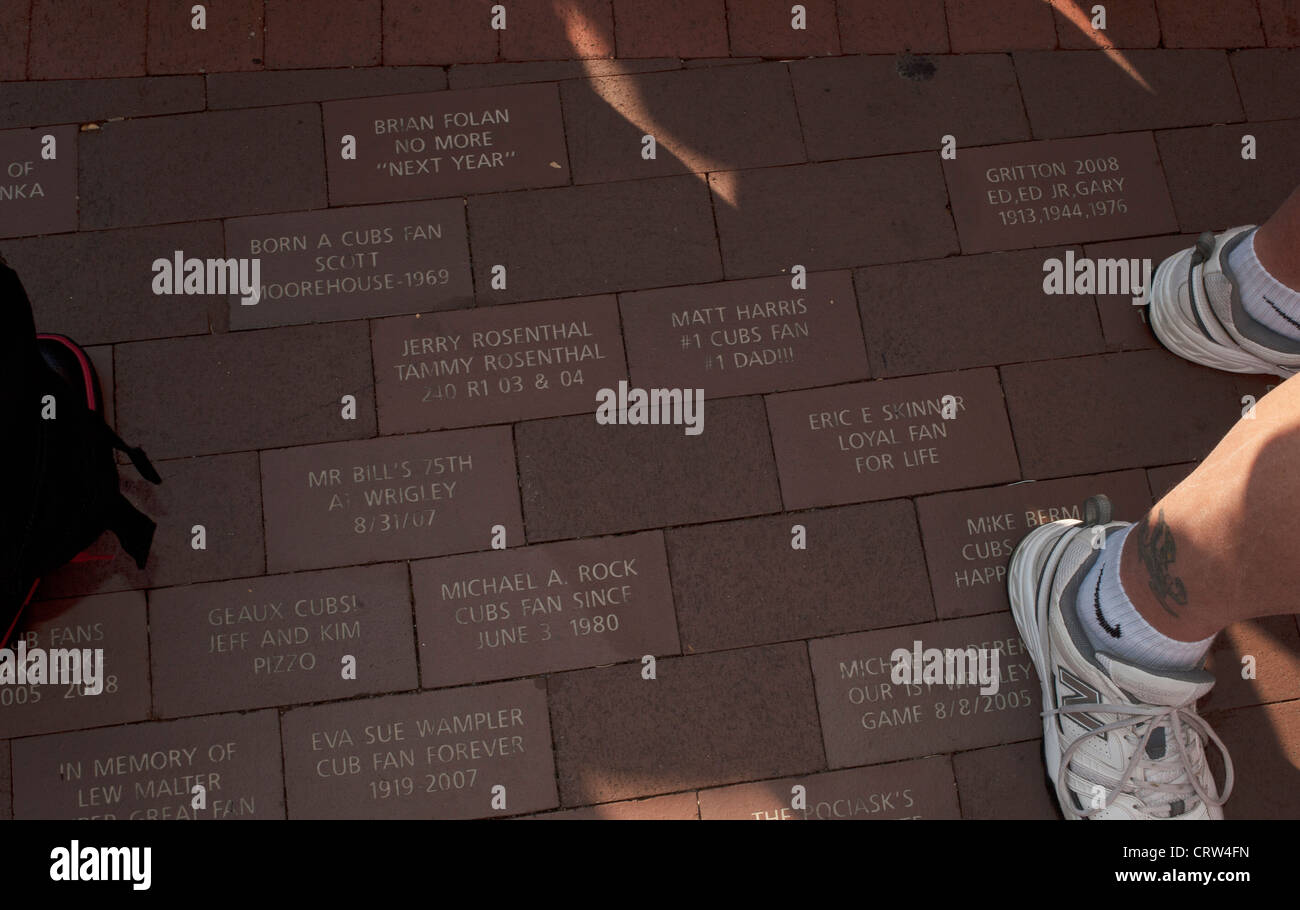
[1145,225,1300,377]
[1007,495,1234,819]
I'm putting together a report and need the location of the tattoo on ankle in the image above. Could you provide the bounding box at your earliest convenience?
[1136,510,1188,616]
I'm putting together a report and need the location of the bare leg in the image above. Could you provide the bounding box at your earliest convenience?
[1121,371,1300,640]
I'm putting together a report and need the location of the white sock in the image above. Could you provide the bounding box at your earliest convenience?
[1075,525,1214,672]
[1231,227,1300,341]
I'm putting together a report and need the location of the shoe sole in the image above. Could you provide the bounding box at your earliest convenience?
[1007,518,1081,808]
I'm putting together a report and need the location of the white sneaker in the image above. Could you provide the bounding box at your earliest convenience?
[1145,225,1300,377]
[1008,495,1234,819]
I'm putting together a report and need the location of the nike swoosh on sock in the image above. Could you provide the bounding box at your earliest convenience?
[1094,563,1122,638]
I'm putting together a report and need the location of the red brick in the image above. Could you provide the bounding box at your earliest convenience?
[0,591,150,738]
[2,222,222,344]
[147,0,263,74]
[0,76,203,130]
[1260,0,1300,46]
[1013,50,1242,140]
[613,0,728,57]
[945,0,1056,52]
[515,397,781,541]
[1231,49,1300,120]
[808,612,1042,767]
[208,67,449,109]
[534,792,699,818]
[12,710,286,819]
[34,453,266,600]
[1157,0,1264,48]
[29,0,146,79]
[1147,461,1197,500]
[765,370,1021,510]
[952,740,1058,818]
[468,176,722,304]
[1000,351,1263,478]
[1199,618,1300,714]
[1156,120,1300,233]
[790,54,1028,161]
[448,57,675,90]
[1082,234,1199,352]
[1205,701,1300,818]
[549,643,824,805]
[726,0,840,57]
[281,680,557,818]
[712,155,957,278]
[836,0,948,54]
[699,757,960,819]
[384,0,498,65]
[266,0,381,69]
[855,248,1105,377]
[79,106,326,229]
[502,0,615,60]
[0,1,31,81]
[1054,0,1159,48]
[667,501,934,652]
[561,63,804,184]
[115,323,375,459]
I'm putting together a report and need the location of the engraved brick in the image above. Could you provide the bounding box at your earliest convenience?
[0,591,149,739]
[0,125,76,239]
[621,272,868,399]
[698,756,959,819]
[943,133,1178,254]
[915,470,1152,620]
[413,531,679,687]
[280,679,557,818]
[809,613,1042,767]
[11,710,285,819]
[766,369,1020,510]
[260,429,522,573]
[372,295,626,433]
[226,200,473,329]
[149,564,419,718]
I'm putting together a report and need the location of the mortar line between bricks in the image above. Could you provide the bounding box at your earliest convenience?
[540,672,564,810]
[722,0,733,57]
[906,496,941,623]
[276,706,291,818]
[783,60,811,161]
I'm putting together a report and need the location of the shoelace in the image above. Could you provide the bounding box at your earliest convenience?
[1048,700,1234,820]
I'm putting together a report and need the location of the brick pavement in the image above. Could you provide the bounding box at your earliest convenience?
[2,1,1298,821]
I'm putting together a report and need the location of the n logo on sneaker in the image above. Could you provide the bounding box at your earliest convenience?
[1057,667,1105,734]
[1094,564,1121,639]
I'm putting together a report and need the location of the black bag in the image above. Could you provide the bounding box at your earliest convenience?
[1,259,161,647]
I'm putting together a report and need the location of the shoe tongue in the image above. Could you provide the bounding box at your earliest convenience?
[1098,654,1216,706]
